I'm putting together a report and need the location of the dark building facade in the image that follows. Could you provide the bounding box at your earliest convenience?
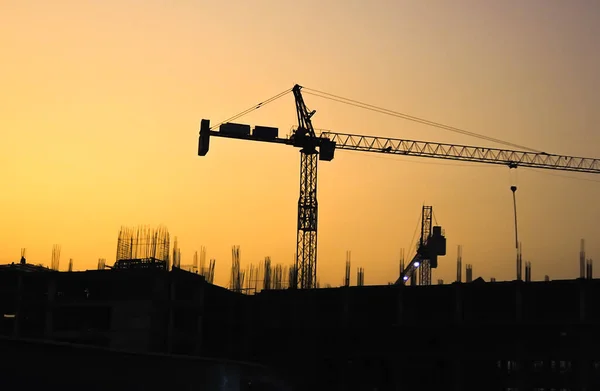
[0,265,246,358]
[249,281,600,390]
[1,264,600,390]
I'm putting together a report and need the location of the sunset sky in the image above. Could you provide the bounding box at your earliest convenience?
[2,0,599,287]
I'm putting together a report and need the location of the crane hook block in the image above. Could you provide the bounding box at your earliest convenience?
[198,119,211,156]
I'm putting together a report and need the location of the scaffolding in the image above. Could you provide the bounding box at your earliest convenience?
[97,258,106,270]
[225,247,294,294]
[113,225,170,270]
[230,246,244,293]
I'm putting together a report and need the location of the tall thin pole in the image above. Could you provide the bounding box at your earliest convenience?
[511,185,521,281]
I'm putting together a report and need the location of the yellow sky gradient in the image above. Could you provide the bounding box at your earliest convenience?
[2,0,599,287]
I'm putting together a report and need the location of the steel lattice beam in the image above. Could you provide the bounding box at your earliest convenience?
[295,149,319,289]
[418,206,433,286]
[321,132,600,173]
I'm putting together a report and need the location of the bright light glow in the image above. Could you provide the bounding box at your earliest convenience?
[403,276,408,281]
[414,262,420,267]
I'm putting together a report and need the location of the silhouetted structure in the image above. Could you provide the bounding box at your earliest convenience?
[229,246,244,293]
[51,244,61,271]
[3,264,600,390]
[202,259,216,284]
[456,244,463,283]
[181,247,216,283]
[172,237,181,269]
[581,238,586,278]
[399,248,405,280]
[356,267,364,286]
[397,206,447,285]
[344,251,351,287]
[466,264,473,282]
[113,226,170,270]
[97,258,106,270]
[197,85,600,293]
[511,183,521,281]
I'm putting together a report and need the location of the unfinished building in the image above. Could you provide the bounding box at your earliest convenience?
[2,257,600,390]
[0,265,247,359]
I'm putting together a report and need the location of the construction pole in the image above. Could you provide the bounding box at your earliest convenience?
[580,239,586,279]
[456,245,463,283]
[511,185,521,281]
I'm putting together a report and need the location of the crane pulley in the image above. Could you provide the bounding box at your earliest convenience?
[198,84,600,288]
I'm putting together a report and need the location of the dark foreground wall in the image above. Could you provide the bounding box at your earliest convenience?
[0,337,294,391]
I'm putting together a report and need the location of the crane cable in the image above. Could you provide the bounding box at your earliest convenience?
[302,87,542,153]
[209,87,293,130]
[209,84,541,154]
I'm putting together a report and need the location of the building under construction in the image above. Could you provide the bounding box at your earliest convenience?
[2,222,600,389]
[2,257,600,390]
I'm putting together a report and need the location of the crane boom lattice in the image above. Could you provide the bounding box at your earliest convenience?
[321,132,600,173]
[296,150,319,289]
[419,206,433,286]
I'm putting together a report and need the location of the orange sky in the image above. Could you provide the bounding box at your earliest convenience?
[2,0,599,287]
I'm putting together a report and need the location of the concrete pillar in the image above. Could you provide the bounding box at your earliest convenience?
[44,277,56,339]
[149,273,169,353]
[227,295,235,357]
[579,281,588,389]
[515,282,523,322]
[342,287,350,327]
[167,274,175,354]
[396,287,403,325]
[195,280,205,356]
[454,284,463,391]
[454,357,462,391]
[579,280,586,322]
[578,358,589,391]
[454,284,463,324]
[12,274,23,338]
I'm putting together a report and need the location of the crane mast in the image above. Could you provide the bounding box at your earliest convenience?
[291,85,320,289]
[197,84,600,288]
[418,206,433,286]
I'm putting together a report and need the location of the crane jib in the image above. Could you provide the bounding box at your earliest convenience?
[320,132,600,174]
[201,121,600,174]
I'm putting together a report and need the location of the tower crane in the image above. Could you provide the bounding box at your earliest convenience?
[197,84,600,289]
[395,205,447,286]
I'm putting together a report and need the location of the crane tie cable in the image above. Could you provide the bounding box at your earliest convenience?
[210,84,541,154]
[303,87,541,153]
[210,87,293,130]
